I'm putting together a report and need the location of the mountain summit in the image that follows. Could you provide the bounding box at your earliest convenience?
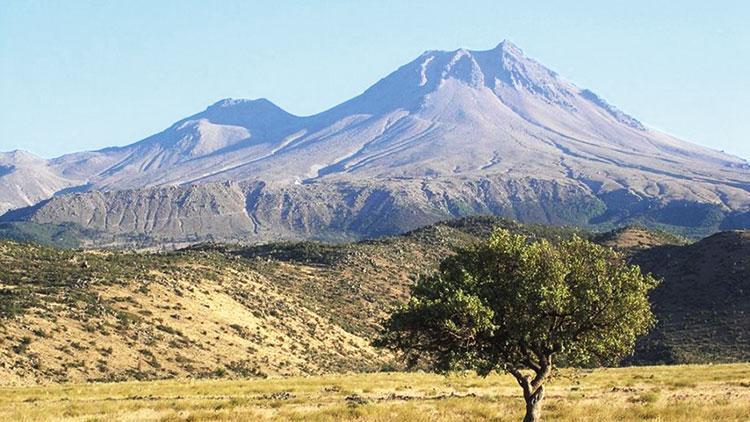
[2,41,749,246]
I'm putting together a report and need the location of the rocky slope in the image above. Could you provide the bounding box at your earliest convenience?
[2,41,750,245]
[3,177,603,248]
[2,217,749,385]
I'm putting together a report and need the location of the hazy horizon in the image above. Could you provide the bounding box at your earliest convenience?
[1,0,748,159]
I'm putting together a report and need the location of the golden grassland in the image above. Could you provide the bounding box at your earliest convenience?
[1,363,749,421]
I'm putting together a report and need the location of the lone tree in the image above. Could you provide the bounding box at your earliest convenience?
[375,228,658,422]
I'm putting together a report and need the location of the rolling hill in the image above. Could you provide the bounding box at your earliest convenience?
[2,217,748,385]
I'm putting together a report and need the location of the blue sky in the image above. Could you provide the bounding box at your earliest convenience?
[1,0,748,159]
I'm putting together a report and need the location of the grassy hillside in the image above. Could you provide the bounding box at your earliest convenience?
[0,240,391,385]
[1,217,748,386]
[594,225,687,254]
[0,217,587,385]
[1,364,749,421]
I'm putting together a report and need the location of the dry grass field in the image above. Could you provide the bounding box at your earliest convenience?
[1,363,749,421]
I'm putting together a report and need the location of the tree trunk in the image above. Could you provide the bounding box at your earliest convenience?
[523,385,544,422]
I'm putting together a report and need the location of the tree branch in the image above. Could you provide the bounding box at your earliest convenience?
[506,365,531,395]
[518,340,542,372]
[529,351,552,392]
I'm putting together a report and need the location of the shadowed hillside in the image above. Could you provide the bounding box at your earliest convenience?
[630,231,750,363]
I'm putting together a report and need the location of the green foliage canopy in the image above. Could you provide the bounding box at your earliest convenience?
[377,227,658,379]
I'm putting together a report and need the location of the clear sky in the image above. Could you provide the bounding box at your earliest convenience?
[1,0,748,159]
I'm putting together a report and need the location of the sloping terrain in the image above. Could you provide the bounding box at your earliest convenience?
[2,217,749,385]
[0,217,583,385]
[2,41,750,244]
[0,240,391,386]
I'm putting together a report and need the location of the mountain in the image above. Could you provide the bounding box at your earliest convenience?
[0,151,83,215]
[2,41,750,246]
[2,217,748,385]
